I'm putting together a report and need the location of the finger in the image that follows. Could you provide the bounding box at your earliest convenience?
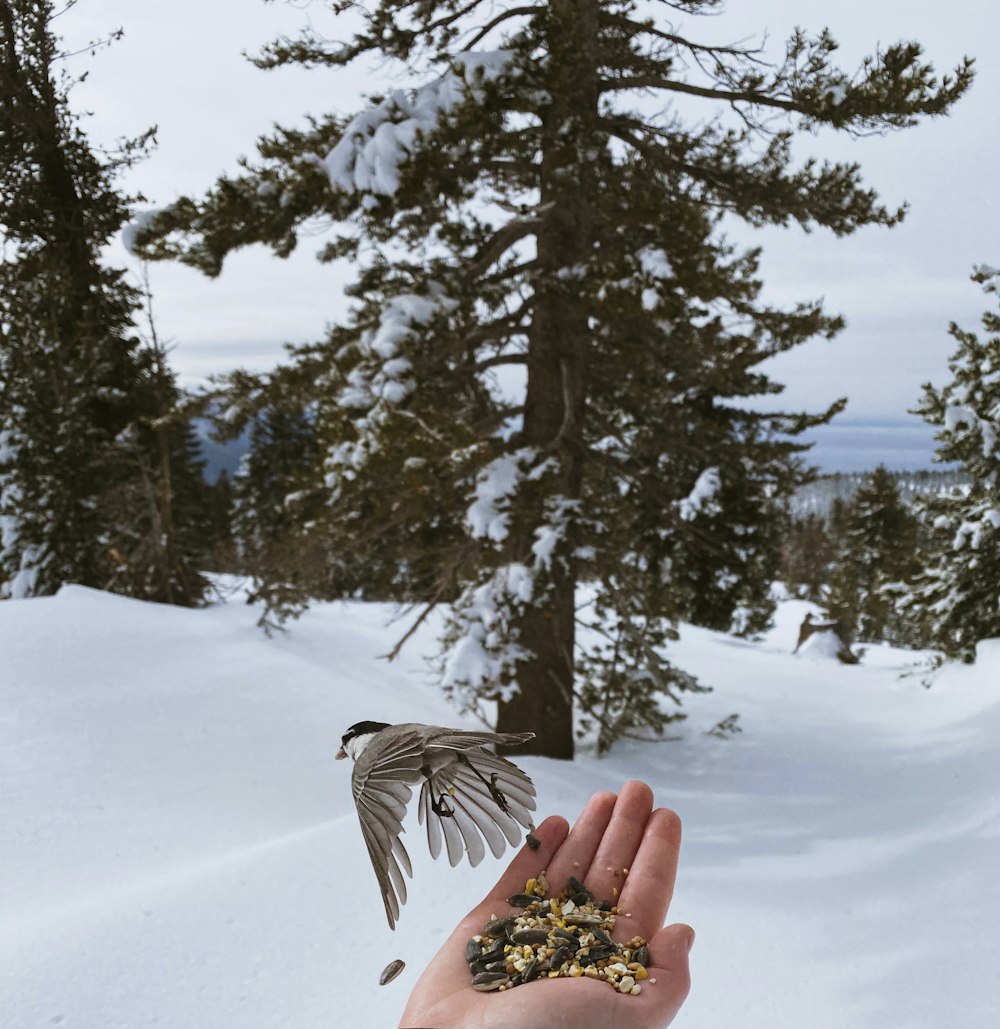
[544,789,618,890]
[481,814,569,906]
[584,780,653,905]
[646,922,694,1013]
[615,807,682,943]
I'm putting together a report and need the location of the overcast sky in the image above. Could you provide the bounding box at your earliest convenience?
[61,1,999,471]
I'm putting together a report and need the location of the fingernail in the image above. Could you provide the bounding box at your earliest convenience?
[685,927,696,953]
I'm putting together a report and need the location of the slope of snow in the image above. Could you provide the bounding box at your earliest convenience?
[1,586,997,1029]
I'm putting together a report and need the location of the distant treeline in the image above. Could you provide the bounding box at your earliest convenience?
[791,469,969,519]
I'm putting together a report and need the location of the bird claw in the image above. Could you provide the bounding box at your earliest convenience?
[432,793,455,818]
[488,772,512,815]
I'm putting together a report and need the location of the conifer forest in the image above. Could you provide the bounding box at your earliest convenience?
[2,0,996,761]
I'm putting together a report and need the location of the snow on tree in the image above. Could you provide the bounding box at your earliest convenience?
[0,1,210,604]
[133,0,971,755]
[899,268,1000,659]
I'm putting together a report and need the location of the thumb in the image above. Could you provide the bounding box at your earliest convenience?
[647,922,694,1007]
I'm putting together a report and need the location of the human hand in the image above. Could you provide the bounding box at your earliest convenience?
[398,779,694,1029]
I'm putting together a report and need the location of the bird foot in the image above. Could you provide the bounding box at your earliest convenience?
[432,793,455,818]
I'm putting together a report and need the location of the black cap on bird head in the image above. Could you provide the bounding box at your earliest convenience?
[336,720,391,760]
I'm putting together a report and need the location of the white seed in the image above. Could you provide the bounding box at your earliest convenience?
[562,900,576,915]
[650,978,657,984]
[630,984,642,996]
[619,975,635,993]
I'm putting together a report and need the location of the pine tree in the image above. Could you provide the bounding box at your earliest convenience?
[900,268,1000,659]
[0,1,209,604]
[228,403,329,626]
[134,1,970,755]
[780,511,837,602]
[825,466,919,644]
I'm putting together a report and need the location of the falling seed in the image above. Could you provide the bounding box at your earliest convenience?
[379,959,405,986]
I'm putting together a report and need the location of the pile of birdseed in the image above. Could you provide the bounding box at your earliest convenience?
[466,871,654,995]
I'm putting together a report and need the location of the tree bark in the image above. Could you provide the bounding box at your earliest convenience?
[497,0,598,759]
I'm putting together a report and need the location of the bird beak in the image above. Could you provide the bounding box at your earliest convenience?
[335,746,347,760]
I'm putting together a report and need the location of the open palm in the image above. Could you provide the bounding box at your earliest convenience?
[399,780,694,1029]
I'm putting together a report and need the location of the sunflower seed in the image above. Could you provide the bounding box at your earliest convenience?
[579,946,615,965]
[471,943,508,971]
[484,916,516,938]
[549,945,570,969]
[472,971,510,991]
[379,959,405,986]
[563,912,604,926]
[511,928,549,946]
[466,938,482,963]
[507,893,538,907]
[591,926,614,948]
[522,955,540,982]
[526,832,541,850]
[633,945,649,967]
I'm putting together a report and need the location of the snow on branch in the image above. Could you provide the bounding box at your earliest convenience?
[323,51,519,197]
[678,467,722,521]
[944,403,999,461]
[532,495,579,571]
[122,207,172,256]
[440,562,534,708]
[466,447,551,542]
[325,286,457,493]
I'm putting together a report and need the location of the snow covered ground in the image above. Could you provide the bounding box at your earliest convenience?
[2,585,998,1029]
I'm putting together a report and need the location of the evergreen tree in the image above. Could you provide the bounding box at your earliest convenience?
[900,268,1000,659]
[135,1,970,755]
[228,403,329,626]
[825,466,919,644]
[0,2,209,604]
[780,511,837,602]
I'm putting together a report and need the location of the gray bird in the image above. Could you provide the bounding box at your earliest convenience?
[336,720,537,929]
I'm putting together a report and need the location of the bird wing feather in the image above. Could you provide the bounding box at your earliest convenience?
[351,728,424,930]
[416,737,536,869]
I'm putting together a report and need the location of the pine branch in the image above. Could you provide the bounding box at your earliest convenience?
[459,5,543,52]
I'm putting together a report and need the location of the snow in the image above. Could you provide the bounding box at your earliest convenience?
[2,587,999,1028]
[678,467,721,521]
[796,626,846,661]
[121,207,168,256]
[465,449,535,543]
[323,52,518,197]
[440,564,534,706]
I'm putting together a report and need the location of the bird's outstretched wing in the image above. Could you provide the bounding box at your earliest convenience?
[350,728,424,930]
[417,730,536,869]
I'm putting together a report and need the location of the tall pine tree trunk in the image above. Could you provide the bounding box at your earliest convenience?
[498,0,598,758]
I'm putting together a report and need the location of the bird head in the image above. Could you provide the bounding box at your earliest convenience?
[336,720,391,761]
